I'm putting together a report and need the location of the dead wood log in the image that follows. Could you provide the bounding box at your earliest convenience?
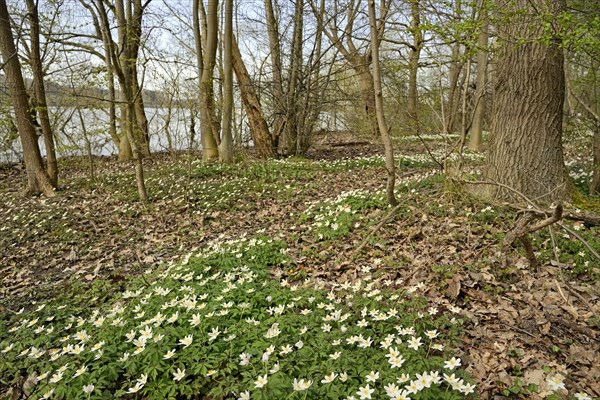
[503,203,563,269]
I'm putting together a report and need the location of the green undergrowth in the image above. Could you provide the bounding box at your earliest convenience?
[0,235,475,400]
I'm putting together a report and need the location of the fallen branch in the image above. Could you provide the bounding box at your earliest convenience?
[352,203,403,259]
[462,179,600,267]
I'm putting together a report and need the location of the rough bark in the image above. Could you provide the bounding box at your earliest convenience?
[25,0,58,186]
[485,0,568,203]
[368,0,397,206]
[0,0,55,197]
[232,36,274,158]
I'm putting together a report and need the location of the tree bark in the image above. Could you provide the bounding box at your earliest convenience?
[25,0,58,186]
[281,0,305,155]
[199,0,220,160]
[264,0,285,149]
[232,35,274,158]
[219,0,234,163]
[407,0,423,135]
[0,0,55,197]
[485,0,568,203]
[469,0,488,151]
[368,0,397,206]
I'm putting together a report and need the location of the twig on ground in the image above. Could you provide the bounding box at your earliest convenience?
[352,202,403,259]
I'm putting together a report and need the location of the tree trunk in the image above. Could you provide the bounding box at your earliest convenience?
[368,0,397,206]
[25,0,58,186]
[264,0,285,149]
[199,0,220,160]
[485,0,568,203]
[355,64,379,138]
[592,121,600,195]
[219,0,234,163]
[232,35,274,158]
[0,0,55,197]
[281,0,304,155]
[407,0,423,135]
[469,0,488,151]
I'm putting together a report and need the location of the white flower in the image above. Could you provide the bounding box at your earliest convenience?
[164,349,176,359]
[407,336,422,350]
[339,372,349,382]
[292,378,313,391]
[384,382,401,398]
[254,374,268,388]
[269,362,280,374]
[179,334,193,347]
[50,371,64,383]
[460,382,476,394]
[127,382,144,393]
[356,384,374,399]
[237,390,250,400]
[546,374,565,391]
[574,392,592,400]
[42,389,54,399]
[330,351,341,360]
[365,371,379,382]
[321,372,337,383]
[208,327,221,341]
[83,384,95,394]
[239,352,251,366]
[444,357,461,370]
[73,365,87,378]
[389,355,406,368]
[279,344,293,355]
[173,368,185,381]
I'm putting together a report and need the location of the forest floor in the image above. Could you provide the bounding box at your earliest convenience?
[1,133,599,399]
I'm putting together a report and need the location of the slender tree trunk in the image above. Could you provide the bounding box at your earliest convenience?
[592,121,600,195]
[469,0,488,151]
[0,0,55,197]
[368,0,397,206]
[25,0,58,186]
[485,0,568,203]
[232,35,274,158]
[407,0,423,135]
[264,0,284,149]
[281,0,304,155]
[199,0,220,160]
[445,0,464,134]
[219,0,234,163]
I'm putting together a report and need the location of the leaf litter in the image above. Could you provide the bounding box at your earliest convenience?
[1,140,599,399]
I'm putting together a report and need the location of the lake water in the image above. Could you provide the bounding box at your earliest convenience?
[1,107,214,163]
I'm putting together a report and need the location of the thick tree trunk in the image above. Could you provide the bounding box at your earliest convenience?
[26,0,58,186]
[232,36,274,158]
[355,64,379,138]
[485,0,568,203]
[0,0,55,197]
[469,0,488,151]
